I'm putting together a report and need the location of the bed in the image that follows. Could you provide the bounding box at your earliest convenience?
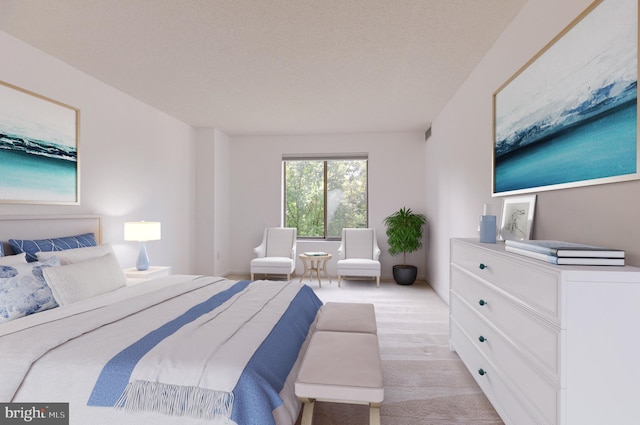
[0,215,322,425]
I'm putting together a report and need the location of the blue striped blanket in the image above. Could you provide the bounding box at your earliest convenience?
[87,279,322,425]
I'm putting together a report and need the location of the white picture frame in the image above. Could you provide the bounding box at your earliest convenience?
[499,195,537,241]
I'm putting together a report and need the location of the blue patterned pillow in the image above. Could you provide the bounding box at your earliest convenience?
[0,257,61,323]
[0,242,4,257]
[9,233,97,262]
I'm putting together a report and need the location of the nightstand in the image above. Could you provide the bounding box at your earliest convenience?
[124,266,172,284]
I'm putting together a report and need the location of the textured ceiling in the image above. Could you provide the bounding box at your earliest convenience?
[0,0,526,136]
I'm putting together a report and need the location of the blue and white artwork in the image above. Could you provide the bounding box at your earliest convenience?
[0,82,78,203]
[494,0,638,195]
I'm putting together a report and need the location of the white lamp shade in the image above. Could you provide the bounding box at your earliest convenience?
[124,221,161,242]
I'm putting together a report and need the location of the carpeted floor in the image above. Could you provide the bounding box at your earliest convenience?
[293,277,504,425]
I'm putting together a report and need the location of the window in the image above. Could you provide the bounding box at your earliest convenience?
[283,156,368,239]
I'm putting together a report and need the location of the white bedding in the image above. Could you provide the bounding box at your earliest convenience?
[0,275,321,425]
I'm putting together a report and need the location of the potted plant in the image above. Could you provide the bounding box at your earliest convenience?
[383,207,427,285]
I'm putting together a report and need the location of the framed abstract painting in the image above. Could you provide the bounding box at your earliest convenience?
[493,0,638,196]
[0,81,79,204]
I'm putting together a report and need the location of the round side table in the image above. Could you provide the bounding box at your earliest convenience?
[299,253,332,287]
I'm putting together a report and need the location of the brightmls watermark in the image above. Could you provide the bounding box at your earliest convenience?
[1,403,68,424]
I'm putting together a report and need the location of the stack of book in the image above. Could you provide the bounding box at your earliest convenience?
[504,239,625,266]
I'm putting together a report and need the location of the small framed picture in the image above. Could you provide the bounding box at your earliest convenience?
[500,195,537,240]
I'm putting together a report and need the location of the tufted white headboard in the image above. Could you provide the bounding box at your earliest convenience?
[0,215,102,255]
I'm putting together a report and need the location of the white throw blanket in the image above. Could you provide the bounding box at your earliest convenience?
[105,280,306,420]
[0,275,226,403]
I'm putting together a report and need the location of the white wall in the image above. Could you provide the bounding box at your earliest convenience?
[212,129,231,276]
[425,0,640,303]
[195,128,231,276]
[229,132,427,280]
[195,128,216,275]
[0,31,197,273]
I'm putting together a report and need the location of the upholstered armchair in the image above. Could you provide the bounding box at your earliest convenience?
[336,228,381,287]
[250,227,297,280]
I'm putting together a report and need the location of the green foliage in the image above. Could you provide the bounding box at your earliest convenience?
[383,207,427,265]
[326,160,367,237]
[285,161,324,237]
[285,159,367,238]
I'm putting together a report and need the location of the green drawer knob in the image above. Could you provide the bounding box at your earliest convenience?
[479,335,487,343]
[478,299,488,306]
[479,263,487,270]
[478,368,487,376]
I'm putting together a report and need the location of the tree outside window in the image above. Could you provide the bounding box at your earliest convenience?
[284,158,368,238]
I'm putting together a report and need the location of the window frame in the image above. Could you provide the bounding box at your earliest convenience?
[282,154,369,240]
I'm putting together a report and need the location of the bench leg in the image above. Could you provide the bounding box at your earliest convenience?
[300,399,316,425]
[369,403,381,425]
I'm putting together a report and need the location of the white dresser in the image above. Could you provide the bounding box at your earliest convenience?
[449,238,640,425]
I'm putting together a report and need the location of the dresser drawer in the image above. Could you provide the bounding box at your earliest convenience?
[451,293,559,425]
[451,266,560,377]
[450,321,539,425]
[451,240,560,320]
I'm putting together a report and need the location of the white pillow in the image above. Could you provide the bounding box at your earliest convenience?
[36,243,115,265]
[0,252,27,266]
[43,252,126,305]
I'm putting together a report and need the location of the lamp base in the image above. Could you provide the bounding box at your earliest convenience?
[136,242,150,271]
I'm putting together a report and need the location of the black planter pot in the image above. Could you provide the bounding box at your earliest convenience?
[392,265,417,285]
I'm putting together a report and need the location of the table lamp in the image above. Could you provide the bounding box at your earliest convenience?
[124,221,161,271]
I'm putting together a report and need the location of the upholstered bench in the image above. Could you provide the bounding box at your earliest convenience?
[296,331,384,425]
[296,302,383,425]
[316,302,377,333]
